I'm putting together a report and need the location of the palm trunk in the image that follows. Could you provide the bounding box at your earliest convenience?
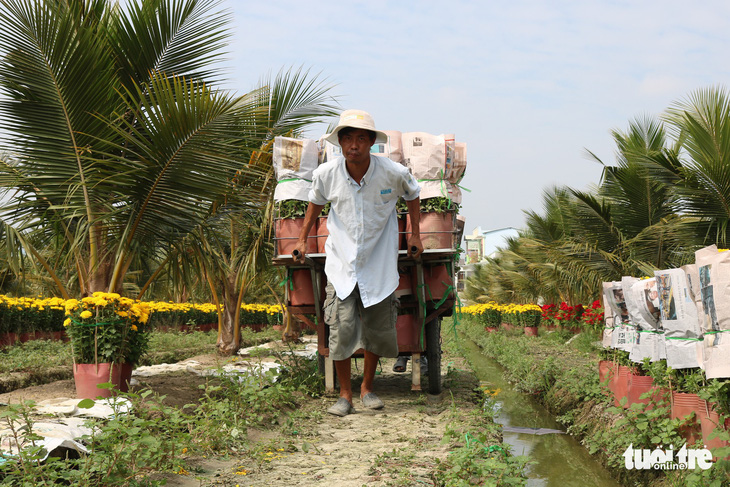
[216,276,239,355]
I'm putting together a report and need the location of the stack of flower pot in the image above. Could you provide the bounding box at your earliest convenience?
[273,136,319,306]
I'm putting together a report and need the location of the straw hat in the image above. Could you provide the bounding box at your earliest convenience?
[324,109,388,147]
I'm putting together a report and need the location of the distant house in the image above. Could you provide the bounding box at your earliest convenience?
[457,226,519,290]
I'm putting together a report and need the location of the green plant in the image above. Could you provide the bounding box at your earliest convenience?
[420,196,459,214]
[63,293,151,365]
[276,199,310,219]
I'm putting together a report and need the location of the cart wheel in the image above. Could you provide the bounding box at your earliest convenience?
[425,318,442,394]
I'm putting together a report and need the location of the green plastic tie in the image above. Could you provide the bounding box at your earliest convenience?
[277,177,312,184]
[704,329,730,335]
[665,336,703,341]
[70,318,126,328]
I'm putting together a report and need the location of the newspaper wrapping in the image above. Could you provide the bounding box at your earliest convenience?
[402,132,456,202]
[618,276,639,354]
[273,137,319,202]
[604,280,631,349]
[601,282,617,348]
[626,278,665,363]
[653,268,703,369]
[449,142,467,204]
[695,245,730,378]
[318,135,342,165]
[681,263,706,369]
[371,130,404,164]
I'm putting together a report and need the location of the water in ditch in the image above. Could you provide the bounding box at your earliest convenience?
[459,337,621,487]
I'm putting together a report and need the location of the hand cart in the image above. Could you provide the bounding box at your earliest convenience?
[272,244,457,395]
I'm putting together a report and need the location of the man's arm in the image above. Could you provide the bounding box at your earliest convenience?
[292,202,324,263]
[406,197,423,258]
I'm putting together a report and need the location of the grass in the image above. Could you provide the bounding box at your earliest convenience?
[0,326,283,393]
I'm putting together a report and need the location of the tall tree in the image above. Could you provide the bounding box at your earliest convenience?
[0,0,337,306]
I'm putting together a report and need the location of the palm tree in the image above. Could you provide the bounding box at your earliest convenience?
[468,116,685,304]
[0,0,337,311]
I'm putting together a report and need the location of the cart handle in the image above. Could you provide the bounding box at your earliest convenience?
[291,249,317,268]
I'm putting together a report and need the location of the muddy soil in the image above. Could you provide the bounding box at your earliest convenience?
[1,350,483,486]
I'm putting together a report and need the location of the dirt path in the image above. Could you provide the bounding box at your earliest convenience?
[1,347,484,486]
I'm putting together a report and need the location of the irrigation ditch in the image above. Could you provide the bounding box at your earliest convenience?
[456,318,730,486]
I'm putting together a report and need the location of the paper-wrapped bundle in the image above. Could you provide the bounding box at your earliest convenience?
[618,277,639,354]
[652,268,703,369]
[695,245,730,378]
[681,263,706,370]
[604,280,631,349]
[601,282,618,348]
[402,132,457,201]
[626,277,665,363]
[449,142,467,204]
[371,130,403,164]
[273,137,318,202]
[316,135,342,166]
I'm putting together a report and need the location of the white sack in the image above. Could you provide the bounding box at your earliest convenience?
[273,137,318,202]
[654,268,703,369]
[695,245,730,379]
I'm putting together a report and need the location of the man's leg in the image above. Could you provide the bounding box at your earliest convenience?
[335,358,352,403]
[361,350,379,397]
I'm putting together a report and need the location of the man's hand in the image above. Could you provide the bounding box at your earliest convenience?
[407,234,423,259]
[292,239,307,264]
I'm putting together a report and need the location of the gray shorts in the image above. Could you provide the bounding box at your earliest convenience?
[323,283,398,361]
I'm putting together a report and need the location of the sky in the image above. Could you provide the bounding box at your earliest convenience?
[222,0,730,239]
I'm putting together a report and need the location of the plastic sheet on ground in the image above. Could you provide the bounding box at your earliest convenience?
[0,420,90,462]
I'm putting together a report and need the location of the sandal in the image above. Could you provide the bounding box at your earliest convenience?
[393,356,409,373]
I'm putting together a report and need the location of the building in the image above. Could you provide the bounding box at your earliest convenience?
[457,226,519,291]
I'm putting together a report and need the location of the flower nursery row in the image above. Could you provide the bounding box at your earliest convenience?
[0,294,284,339]
[459,300,604,332]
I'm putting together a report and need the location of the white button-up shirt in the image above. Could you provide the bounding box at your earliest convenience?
[309,155,420,307]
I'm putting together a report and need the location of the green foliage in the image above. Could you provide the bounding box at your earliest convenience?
[582,399,684,470]
[0,392,189,486]
[276,199,310,219]
[421,196,460,214]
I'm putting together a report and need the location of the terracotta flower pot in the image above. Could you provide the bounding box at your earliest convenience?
[289,269,317,306]
[398,217,407,250]
[524,326,538,337]
[316,216,329,254]
[396,314,422,350]
[485,326,498,333]
[501,323,513,332]
[414,264,453,302]
[275,218,316,256]
[627,373,655,409]
[698,400,729,459]
[598,360,613,387]
[119,363,134,393]
[671,392,702,446]
[74,363,122,399]
[395,271,413,298]
[406,212,454,249]
[613,365,630,408]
